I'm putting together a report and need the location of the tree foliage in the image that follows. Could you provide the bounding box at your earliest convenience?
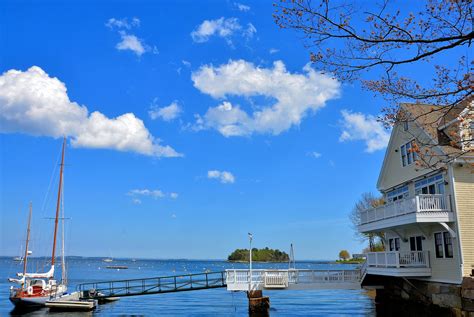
[274,0,473,167]
[338,250,350,260]
[227,247,290,262]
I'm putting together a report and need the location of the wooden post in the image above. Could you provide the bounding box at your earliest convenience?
[247,290,270,316]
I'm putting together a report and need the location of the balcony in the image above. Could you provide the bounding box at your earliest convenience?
[359,194,454,233]
[366,251,431,277]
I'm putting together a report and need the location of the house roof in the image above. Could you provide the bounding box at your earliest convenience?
[400,97,473,156]
[376,97,473,191]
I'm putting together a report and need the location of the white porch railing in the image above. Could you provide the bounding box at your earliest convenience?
[366,251,430,268]
[225,269,361,290]
[360,194,450,225]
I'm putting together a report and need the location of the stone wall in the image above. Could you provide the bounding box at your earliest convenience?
[372,276,474,316]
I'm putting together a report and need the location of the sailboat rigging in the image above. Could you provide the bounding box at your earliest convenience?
[8,137,68,308]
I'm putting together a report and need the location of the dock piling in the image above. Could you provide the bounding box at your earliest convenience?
[247,290,270,316]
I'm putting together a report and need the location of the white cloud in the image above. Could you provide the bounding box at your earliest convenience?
[269,48,279,54]
[192,60,340,136]
[190,17,255,45]
[308,151,322,158]
[127,188,178,200]
[128,189,165,198]
[0,66,181,157]
[171,213,177,218]
[339,110,390,153]
[132,198,142,204]
[116,31,147,56]
[149,101,182,121]
[235,2,250,11]
[243,23,257,39]
[106,17,155,56]
[105,17,141,30]
[170,192,179,199]
[207,170,235,184]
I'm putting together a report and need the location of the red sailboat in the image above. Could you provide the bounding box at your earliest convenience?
[9,137,68,307]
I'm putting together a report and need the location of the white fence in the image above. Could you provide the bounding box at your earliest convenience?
[360,194,450,225]
[366,251,430,268]
[225,269,361,290]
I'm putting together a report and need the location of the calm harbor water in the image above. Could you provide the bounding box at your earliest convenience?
[0,257,375,316]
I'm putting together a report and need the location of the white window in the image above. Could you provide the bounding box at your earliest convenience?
[386,185,409,203]
[403,121,408,131]
[400,140,418,167]
[415,174,444,195]
[409,236,423,251]
[389,238,400,251]
[434,232,453,258]
[401,144,407,166]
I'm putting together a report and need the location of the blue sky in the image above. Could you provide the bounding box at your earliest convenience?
[0,1,393,260]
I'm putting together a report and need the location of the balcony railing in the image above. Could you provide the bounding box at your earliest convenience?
[360,194,450,225]
[366,251,430,268]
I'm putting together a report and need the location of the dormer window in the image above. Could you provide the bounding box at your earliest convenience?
[401,140,418,167]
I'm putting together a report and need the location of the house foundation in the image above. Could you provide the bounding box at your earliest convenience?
[373,276,474,316]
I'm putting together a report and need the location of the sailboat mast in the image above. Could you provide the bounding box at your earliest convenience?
[22,203,32,280]
[51,137,66,267]
[61,178,66,284]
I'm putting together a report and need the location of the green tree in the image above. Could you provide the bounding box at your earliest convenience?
[227,248,289,262]
[339,250,350,261]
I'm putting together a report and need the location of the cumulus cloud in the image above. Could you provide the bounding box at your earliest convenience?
[0,66,181,157]
[191,17,256,45]
[116,31,147,56]
[339,110,390,153]
[192,60,340,136]
[149,101,182,121]
[234,2,250,11]
[127,188,178,199]
[106,17,156,56]
[207,170,235,184]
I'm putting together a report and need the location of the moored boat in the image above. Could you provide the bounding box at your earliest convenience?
[8,138,68,308]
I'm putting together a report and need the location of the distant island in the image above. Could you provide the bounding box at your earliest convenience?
[228,247,289,262]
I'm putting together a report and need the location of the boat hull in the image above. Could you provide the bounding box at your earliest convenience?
[9,295,49,307]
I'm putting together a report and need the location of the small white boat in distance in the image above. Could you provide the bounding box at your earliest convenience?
[102,258,113,263]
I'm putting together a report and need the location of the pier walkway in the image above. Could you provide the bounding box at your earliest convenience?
[77,271,227,299]
[77,265,366,299]
[225,267,364,291]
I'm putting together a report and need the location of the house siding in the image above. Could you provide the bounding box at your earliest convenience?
[377,123,443,192]
[385,224,461,284]
[453,164,474,277]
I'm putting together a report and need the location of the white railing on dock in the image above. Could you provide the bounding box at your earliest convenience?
[359,194,450,225]
[366,251,430,268]
[225,269,361,290]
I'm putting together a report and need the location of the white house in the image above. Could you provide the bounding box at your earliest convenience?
[359,98,474,285]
